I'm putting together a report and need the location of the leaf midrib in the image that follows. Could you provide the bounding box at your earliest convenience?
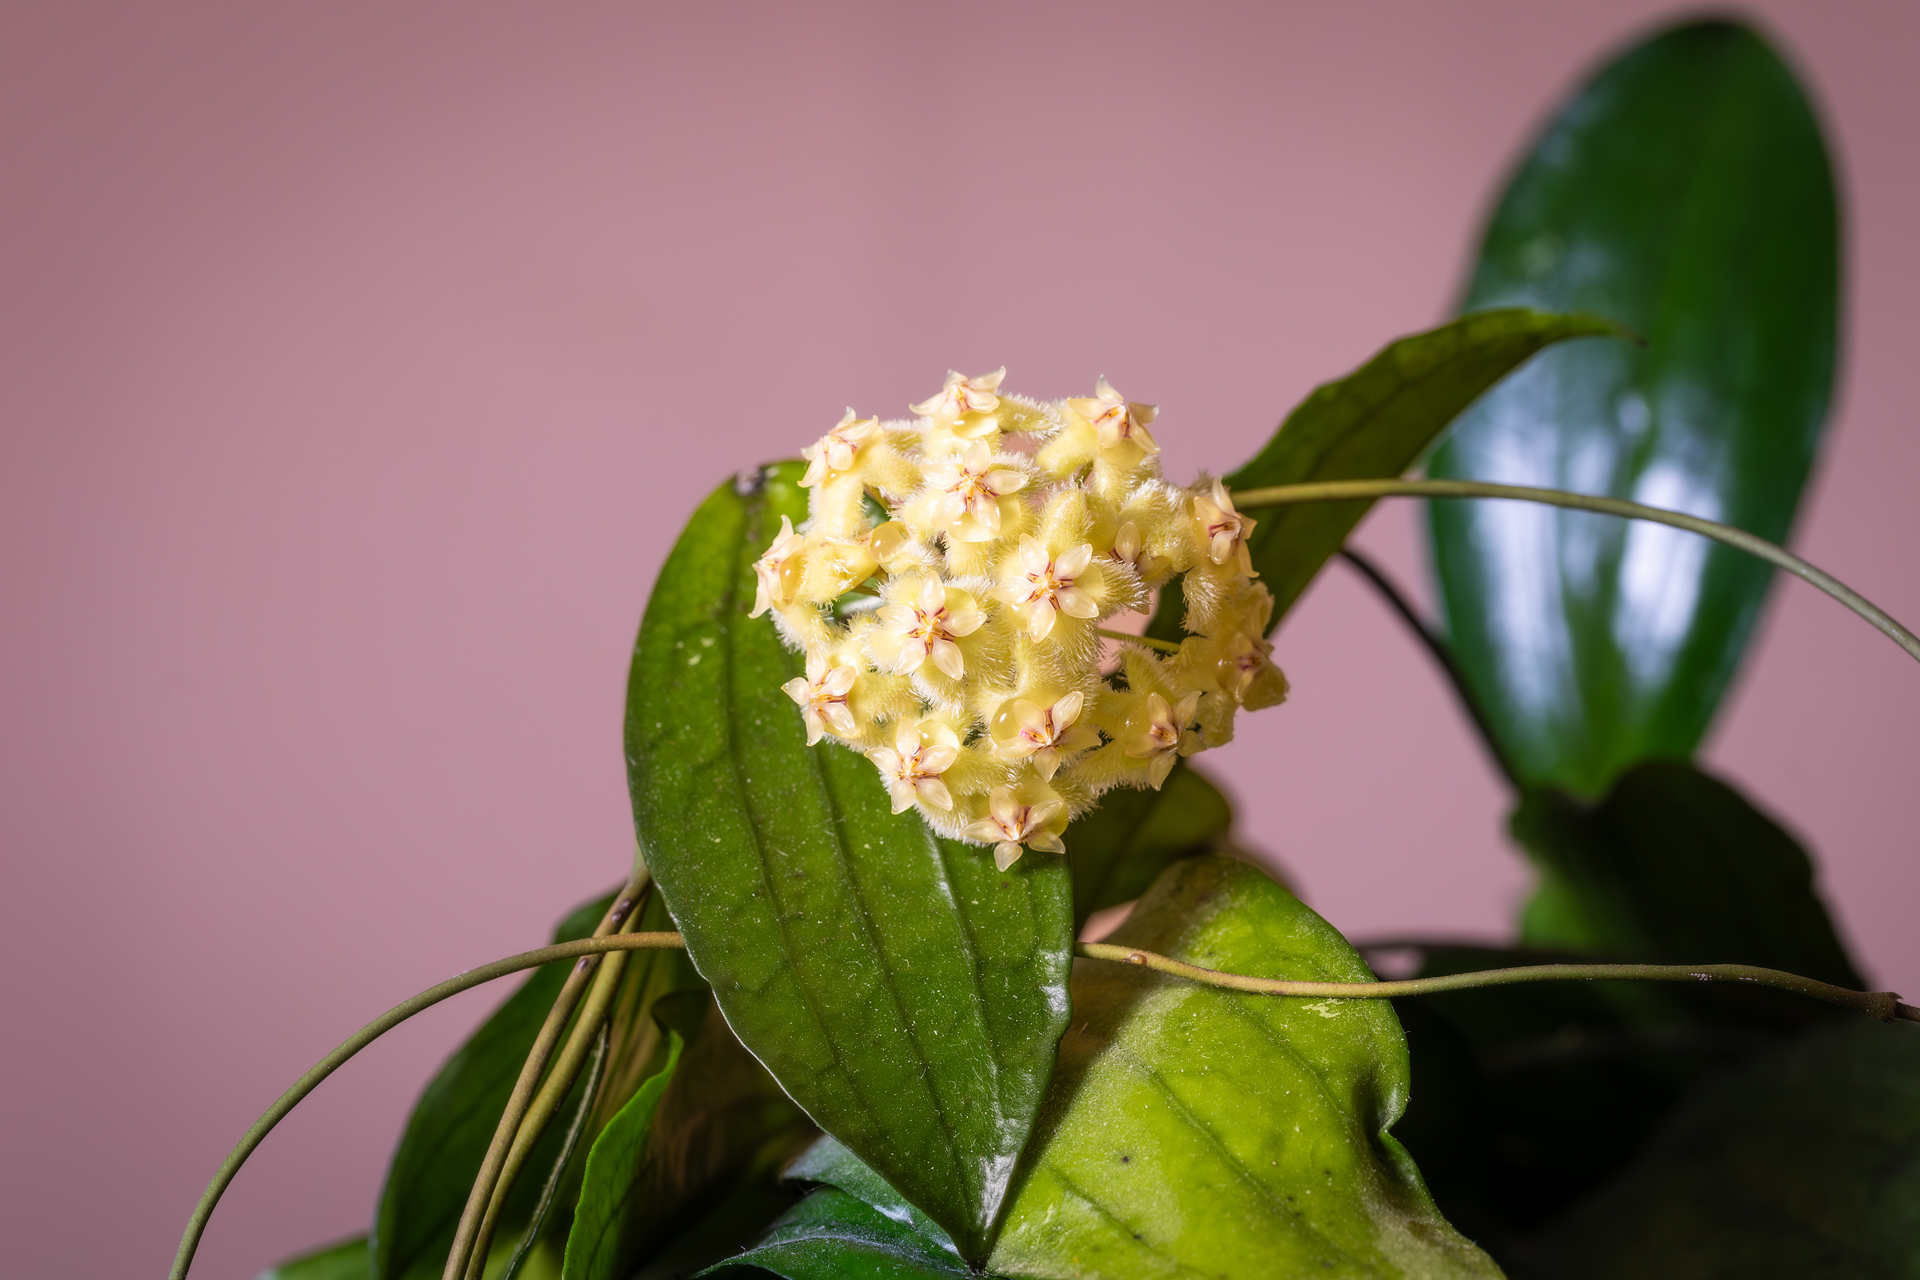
[1108,1023,1367,1271]
[713,481,985,1237]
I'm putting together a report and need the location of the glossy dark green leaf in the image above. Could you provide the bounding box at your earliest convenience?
[1518,1019,1920,1279]
[702,1187,979,1279]
[987,855,1501,1279]
[1146,309,1620,643]
[1062,759,1231,929]
[1428,20,1840,797]
[566,991,815,1279]
[784,1135,957,1251]
[1513,759,1862,988]
[370,893,617,1280]
[624,463,1074,1261]
[259,1237,370,1280]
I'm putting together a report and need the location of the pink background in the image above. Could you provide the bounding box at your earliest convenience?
[3,3,1915,1277]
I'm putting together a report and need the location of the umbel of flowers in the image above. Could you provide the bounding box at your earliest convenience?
[752,369,1289,870]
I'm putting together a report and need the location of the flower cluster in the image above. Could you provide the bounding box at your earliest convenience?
[753,369,1288,870]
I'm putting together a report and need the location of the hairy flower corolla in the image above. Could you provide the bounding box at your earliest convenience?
[1068,376,1159,460]
[993,537,1100,642]
[990,690,1099,781]
[781,655,859,745]
[755,370,1287,866]
[799,410,879,488]
[1193,478,1257,578]
[866,719,962,815]
[910,368,1005,435]
[966,783,1068,872]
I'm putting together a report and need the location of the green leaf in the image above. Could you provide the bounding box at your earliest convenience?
[1062,759,1232,930]
[371,893,618,1280]
[1518,1019,1920,1278]
[987,855,1502,1279]
[565,990,815,1278]
[1513,759,1862,989]
[784,1135,958,1252]
[560,1024,686,1280]
[259,1237,370,1280]
[701,1187,979,1279]
[1427,19,1840,797]
[531,890,705,1252]
[1146,308,1620,642]
[623,463,1075,1261]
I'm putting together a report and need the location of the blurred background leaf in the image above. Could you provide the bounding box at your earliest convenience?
[624,462,1073,1262]
[1389,761,1869,1262]
[1426,18,1840,799]
[559,1018,686,1280]
[1514,1019,1920,1279]
[1513,760,1861,987]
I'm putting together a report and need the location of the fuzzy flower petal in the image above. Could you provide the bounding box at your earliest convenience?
[870,577,982,677]
[783,654,861,744]
[993,537,1099,642]
[1193,479,1257,577]
[1068,376,1159,456]
[911,368,1006,428]
[991,690,1097,780]
[750,516,807,618]
[923,440,1027,541]
[963,784,1068,870]
[799,409,880,488]
[1125,690,1204,789]
[865,720,960,814]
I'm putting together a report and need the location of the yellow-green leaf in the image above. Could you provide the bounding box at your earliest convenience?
[988,856,1501,1279]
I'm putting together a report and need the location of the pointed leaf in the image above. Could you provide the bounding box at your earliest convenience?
[624,463,1074,1261]
[561,1027,685,1280]
[259,1237,370,1280]
[1147,308,1621,642]
[564,991,814,1278]
[1062,759,1232,929]
[784,1135,958,1251]
[988,855,1502,1279]
[1519,1019,1920,1278]
[701,1187,980,1279]
[370,894,616,1280]
[1428,20,1840,796]
[1513,760,1862,988]
[533,891,705,1248]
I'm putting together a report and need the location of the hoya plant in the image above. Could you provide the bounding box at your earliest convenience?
[174,20,1919,1280]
